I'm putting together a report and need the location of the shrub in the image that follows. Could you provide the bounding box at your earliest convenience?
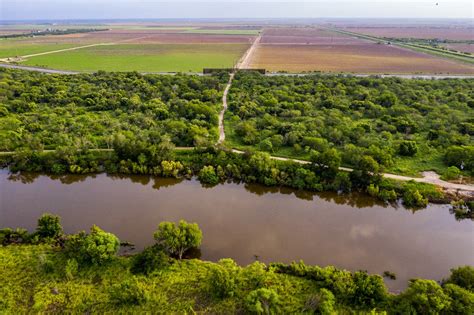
[442,166,461,180]
[398,141,418,156]
[351,271,388,309]
[245,288,280,314]
[367,184,379,197]
[444,266,474,291]
[36,213,63,240]
[130,245,170,275]
[393,279,451,314]
[109,277,150,305]
[198,165,219,185]
[444,146,474,172]
[304,289,335,315]
[378,189,398,202]
[209,259,240,299]
[443,284,474,315]
[64,258,79,280]
[153,220,202,259]
[259,139,273,152]
[0,228,29,245]
[64,225,120,266]
[403,188,428,208]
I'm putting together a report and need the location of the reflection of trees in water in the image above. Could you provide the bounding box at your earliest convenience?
[7,172,41,184]
[7,172,93,185]
[243,181,391,209]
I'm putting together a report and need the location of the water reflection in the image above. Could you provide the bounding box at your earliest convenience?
[5,171,394,209]
[1,170,473,292]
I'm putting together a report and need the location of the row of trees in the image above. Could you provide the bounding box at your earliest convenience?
[228,72,474,174]
[1,214,473,313]
[1,146,446,209]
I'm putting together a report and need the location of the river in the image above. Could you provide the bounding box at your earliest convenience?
[1,170,473,292]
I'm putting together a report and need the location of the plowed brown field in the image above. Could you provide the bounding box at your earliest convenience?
[249,27,474,74]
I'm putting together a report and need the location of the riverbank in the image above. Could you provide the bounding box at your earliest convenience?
[1,217,472,313]
[1,147,473,212]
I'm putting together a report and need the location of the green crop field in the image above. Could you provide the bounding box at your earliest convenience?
[0,41,79,58]
[20,43,249,72]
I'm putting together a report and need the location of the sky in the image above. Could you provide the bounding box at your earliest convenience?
[1,0,473,20]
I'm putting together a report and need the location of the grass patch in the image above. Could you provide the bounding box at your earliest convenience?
[21,43,249,72]
[0,42,79,58]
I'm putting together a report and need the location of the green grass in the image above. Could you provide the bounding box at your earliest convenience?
[21,44,249,72]
[0,244,321,313]
[0,42,79,58]
[184,29,261,35]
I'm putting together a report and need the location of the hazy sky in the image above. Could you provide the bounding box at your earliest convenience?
[1,0,473,20]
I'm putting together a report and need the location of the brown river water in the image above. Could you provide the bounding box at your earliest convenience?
[1,170,473,292]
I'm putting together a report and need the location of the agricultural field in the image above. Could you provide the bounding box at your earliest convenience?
[249,27,474,74]
[340,26,474,41]
[0,26,254,72]
[21,44,249,72]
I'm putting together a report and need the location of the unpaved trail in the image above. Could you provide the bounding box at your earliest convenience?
[236,34,261,69]
[218,73,235,144]
[20,43,115,59]
[230,149,474,192]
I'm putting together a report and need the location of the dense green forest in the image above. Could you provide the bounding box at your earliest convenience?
[0,69,228,150]
[1,69,473,211]
[227,73,474,177]
[1,214,473,313]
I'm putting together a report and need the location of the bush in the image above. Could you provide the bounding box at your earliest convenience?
[403,188,428,208]
[443,284,474,315]
[245,288,281,314]
[443,166,461,180]
[378,189,398,202]
[444,146,474,172]
[209,259,240,299]
[36,213,63,240]
[444,266,474,291]
[398,141,418,156]
[153,220,202,259]
[0,228,29,245]
[198,165,219,185]
[130,245,170,275]
[393,279,451,314]
[64,258,79,280]
[304,289,335,315]
[351,271,388,309]
[109,277,150,305]
[64,225,120,266]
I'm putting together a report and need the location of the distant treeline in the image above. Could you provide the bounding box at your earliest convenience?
[0,28,108,39]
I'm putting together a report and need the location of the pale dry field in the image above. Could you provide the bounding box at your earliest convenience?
[250,44,474,74]
[249,27,474,74]
[342,26,474,40]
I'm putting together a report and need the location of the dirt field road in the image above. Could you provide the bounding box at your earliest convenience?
[218,73,235,144]
[236,34,261,69]
[230,149,474,193]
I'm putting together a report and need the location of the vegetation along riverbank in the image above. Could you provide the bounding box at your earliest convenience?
[1,214,473,313]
